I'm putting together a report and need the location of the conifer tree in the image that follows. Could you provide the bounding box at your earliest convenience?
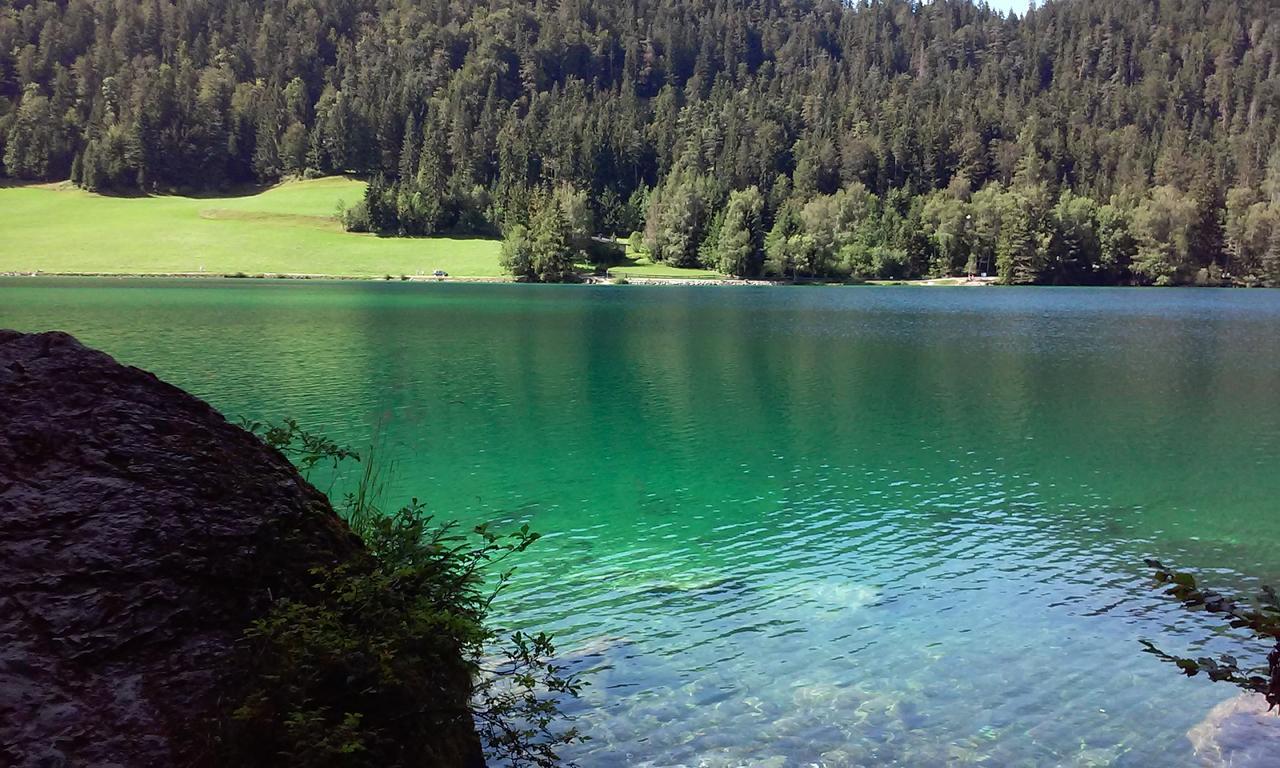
[997,195,1046,285]
[715,187,765,277]
[530,193,576,283]
[252,112,282,183]
[414,131,447,235]
[1263,224,1280,289]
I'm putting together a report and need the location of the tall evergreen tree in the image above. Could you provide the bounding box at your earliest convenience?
[414,130,447,235]
[252,112,282,183]
[997,195,1046,285]
[715,186,765,277]
[1263,224,1280,289]
[530,193,576,283]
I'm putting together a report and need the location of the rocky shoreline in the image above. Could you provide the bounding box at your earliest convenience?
[0,331,483,768]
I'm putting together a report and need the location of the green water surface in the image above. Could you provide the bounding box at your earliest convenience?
[4,280,1279,766]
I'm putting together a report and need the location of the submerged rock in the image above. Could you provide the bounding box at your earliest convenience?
[1187,693,1280,767]
[0,331,478,767]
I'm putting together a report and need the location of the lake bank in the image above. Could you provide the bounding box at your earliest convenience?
[0,268,1000,287]
[0,270,775,286]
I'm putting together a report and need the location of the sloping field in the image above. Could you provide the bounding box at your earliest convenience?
[0,177,503,278]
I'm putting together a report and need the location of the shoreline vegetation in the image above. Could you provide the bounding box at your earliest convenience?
[0,270,1001,287]
[1,177,1005,285]
[0,177,1257,288]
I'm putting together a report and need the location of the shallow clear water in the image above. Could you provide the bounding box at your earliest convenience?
[4,280,1280,766]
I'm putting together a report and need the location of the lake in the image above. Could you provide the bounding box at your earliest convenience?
[4,279,1280,766]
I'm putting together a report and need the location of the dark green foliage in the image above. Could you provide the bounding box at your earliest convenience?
[1132,187,1199,285]
[231,420,586,767]
[1097,205,1137,283]
[3,84,59,179]
[3,0,1280,282]
[242,417,359,482]
[764,203,804,280]
[1141,560,1280,712]
[253,111,283,183]
[996,196,1046,286]
[499,189,589,282]
[342,200,373,234]
[500,224,535,281]
[644,170,720,268]
[714,186,765,277]
[529,192,578,283]
[1047,191,1102,284]
[364,176,399,234]
[1264,225,1280,288]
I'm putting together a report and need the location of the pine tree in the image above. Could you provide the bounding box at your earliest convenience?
[78,139,104,191]
[764,204,803,279]
[715,186,765,277]
[997,197,1046,285]
[280,123,308,174]
[252,112,282,183]
[1263,223,1280,289]
[398,115,420,182]
[364,175,398,233]
[500,224,535,280]
[4,85,55,179]
[414,131,447,235]
[530,193,575,283]
[1190,175,1226,268]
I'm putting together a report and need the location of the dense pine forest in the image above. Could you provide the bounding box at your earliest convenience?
[3,0,1280,284]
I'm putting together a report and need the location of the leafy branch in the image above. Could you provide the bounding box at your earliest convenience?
[1141,559,1280,711]
[472,631,587,768]
[240,417,359,478]
[228,418,586,767]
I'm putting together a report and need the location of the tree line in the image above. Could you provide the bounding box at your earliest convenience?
[3,0,1279,284]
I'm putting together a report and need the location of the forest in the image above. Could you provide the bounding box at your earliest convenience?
[3,0,1280,284]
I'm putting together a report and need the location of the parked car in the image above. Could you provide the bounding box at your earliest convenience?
[433,270,448,277]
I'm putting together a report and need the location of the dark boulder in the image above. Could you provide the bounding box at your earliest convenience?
[0,331,446,766]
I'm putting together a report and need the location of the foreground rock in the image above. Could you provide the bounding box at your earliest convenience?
[1187,693,1280,767]
[0,331,478,767]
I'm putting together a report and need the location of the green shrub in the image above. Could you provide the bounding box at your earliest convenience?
[342,200,373,233]
[228,420,585,767]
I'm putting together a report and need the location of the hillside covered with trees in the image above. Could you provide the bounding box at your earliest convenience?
[3,0,1280,284]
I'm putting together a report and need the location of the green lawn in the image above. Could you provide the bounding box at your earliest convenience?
[605,252,722,280]
[0,178,503,277]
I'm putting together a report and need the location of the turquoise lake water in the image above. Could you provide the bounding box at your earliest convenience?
[4,279,1280,766]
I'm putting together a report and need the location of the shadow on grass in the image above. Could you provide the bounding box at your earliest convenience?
[198,209,342,229]
[9,173,367,200]
[368,231,501,242]
[0,179,72,190]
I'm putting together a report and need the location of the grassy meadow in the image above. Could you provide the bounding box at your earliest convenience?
[606,255,721,280]
[0,177,505,278]
[0,177,730,282]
